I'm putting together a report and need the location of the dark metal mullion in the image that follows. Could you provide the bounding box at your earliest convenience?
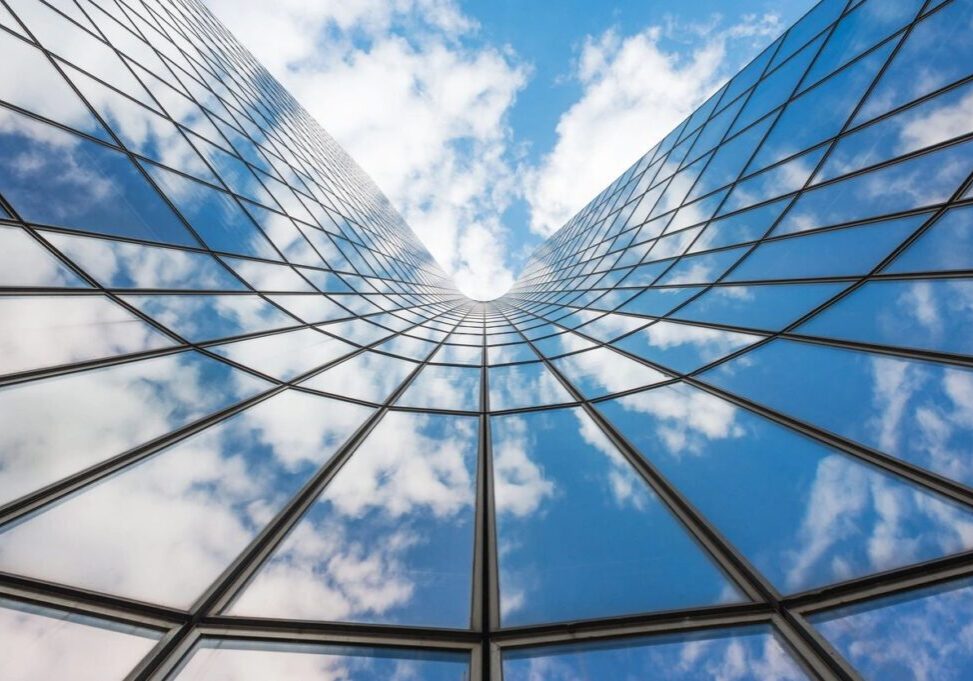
[788,548,973,615]
[0,575,182,630]
[477,305,500,680]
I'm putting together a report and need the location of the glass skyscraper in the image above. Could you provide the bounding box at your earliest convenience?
[0,0,971,678]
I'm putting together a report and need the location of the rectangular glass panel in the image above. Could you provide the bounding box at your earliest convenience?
[0,294,174,376]
[503,625,809,680]
[0,597,160,681]
[228,412,477,628]
[493,407,743,626]
[173,639,469,680]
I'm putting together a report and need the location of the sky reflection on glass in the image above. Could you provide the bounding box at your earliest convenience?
[1,0,972,674]
[0,598,160,681]
[810,576,973,681]
[173,639,469,680]
[704,340,973,488]
[230,412,477,628]
[503,625,809,681]
[493,407,742,626]
[0,390,371,606]
[0,350,269,506]
[599,381,973,593]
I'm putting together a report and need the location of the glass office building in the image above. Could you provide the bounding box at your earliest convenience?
[0,0,971,677]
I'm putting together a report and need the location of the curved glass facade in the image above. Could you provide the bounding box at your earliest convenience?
[0,0,971,678]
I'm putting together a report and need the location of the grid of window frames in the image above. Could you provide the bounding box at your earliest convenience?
[0,0,971,678]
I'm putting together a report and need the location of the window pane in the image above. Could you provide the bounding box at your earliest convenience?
[0,226,86,287]
[488,361,573,410]
[503,625,809,681]
[810,576,973,681]
[46,232,243,290]
[673,282,847,330]
[616,320,761,373]
[0,294,173,376]
[703,339,973,487]
[0,598,159,681]
[397,364,481,411]
[173,639,469,681]
[493,408,743,626]
[143,162,279,259]
[229,412,477,628]
[0,110,195,245]
[553,346,667,398]
[0,31,107,139]
[799,279,973,356]
[211,328,356,380]
[123,294,296,342]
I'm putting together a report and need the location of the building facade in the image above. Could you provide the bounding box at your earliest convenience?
[0,0,972,678]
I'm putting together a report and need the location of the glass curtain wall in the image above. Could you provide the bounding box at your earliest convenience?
[0,0,972,679]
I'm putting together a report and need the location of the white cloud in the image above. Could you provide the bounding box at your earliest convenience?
[204,0,527,300]
[525,14,782,237]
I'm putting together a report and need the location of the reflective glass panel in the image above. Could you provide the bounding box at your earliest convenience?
[730,216,923,281]
[886,206,973,274]
[0,110,195,245]
[673,282,847,330]
[173,639,469,680]
[64,64,215,181]
[488,361,573,410]
[799,279,973,356]
[552,346,667,398]
[617,320,761,373]
[301,350,416,403]
[0,226,86,287]
[600,381,973,592]
[229,412,477,628]
[856,0,973,123]
[123,294,296,342]
[810,576,973,681]
[143,163,279,259]
[46,232,243,290]
[397,364,481,411]
[493,408,743,626]
[0,598,159,681]
[211,328,356,380]
[0,294,173,376]
[0,31,107,138]
[503,626,809,681]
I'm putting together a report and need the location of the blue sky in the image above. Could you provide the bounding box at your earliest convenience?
[206,0,813,298]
